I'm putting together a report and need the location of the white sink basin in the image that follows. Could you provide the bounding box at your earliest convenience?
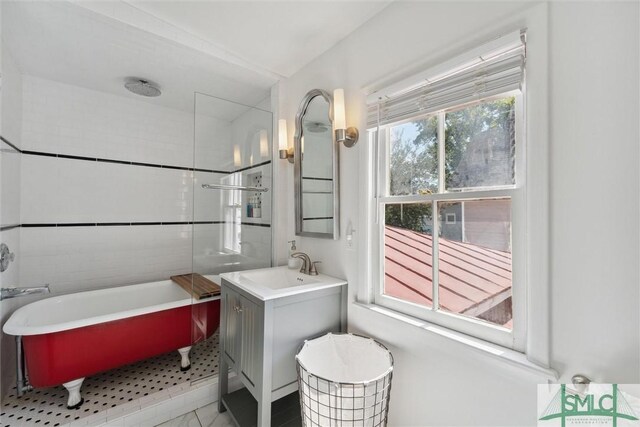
[220,266,347,301]
[239,268,320,289]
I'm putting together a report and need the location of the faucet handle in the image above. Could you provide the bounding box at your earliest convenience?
[0,243,15,273]
[309,261,321,276]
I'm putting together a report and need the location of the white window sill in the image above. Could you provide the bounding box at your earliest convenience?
[353,302,558,381]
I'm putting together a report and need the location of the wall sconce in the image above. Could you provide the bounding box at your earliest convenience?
[333,88,359,147]
[278,119,294,163]
[259,129,269,158]
[233,144,242,167]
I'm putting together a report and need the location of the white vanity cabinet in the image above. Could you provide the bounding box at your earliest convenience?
[218,268,347,427]
[221,288,263,390]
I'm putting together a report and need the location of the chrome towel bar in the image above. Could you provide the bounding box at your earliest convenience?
[201,184,268,192]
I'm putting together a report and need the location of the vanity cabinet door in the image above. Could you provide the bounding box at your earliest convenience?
[222,289,242,366]
[239,295,262,390]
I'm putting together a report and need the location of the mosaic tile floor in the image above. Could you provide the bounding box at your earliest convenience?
[0,334,220,427]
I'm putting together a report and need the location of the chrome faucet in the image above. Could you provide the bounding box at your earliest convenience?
[291,252,320,276]
[1,285,50,301]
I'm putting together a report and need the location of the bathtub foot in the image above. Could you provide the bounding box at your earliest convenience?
[63,378,84,409]
[178,346,191,371]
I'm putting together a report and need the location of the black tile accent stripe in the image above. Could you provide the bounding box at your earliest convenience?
[0,136,22,153]
[1,134,273,175]
[241,222,271,228]
[21,150,232,174]
[58,153,99,162]
[0,224,20,232]
[302,176,333,181]
[232,160,272,174]
[303,217,334,220]
[19,221,270,228]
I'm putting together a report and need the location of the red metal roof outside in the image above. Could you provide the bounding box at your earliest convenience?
[384,225,512,327]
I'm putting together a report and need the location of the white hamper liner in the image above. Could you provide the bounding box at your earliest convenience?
[296,333,394,427]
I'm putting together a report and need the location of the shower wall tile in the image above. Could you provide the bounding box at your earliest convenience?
[1,46,24,148]
[241,224,272,267]
[21,76,195,167]
[194,112,233,171]
[0,227,21,397]
[0,148,21,227]
[21,155,194,223]
[192,223,223,274]
[194,171,226,223]
[192,223,271,275]
[19,224,193,295]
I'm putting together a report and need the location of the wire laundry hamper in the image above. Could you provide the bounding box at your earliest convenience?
[296,333,394,427]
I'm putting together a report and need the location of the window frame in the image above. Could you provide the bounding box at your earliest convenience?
[222,172,242,254]
[372,90,527,350]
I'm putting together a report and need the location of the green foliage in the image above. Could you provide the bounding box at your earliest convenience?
[385,203,433,233]
[386,97,515,232]
[419,97,516,188]
[389,116,438,195]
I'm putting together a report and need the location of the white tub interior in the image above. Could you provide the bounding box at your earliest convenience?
[3,276,221,336]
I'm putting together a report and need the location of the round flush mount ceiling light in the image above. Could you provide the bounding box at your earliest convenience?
[124,78,161,97]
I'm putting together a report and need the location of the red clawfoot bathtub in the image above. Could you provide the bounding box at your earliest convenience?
[3,279,220,409]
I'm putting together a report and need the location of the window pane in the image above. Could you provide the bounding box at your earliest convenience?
[389,117,438,195]
[383,203,434,308]
[445,97,515,190]
[437,199,512,329]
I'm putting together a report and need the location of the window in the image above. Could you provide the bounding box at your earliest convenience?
[368,31,526,349]
[222,172,242,253]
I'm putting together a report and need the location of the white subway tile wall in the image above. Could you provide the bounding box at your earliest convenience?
[0,48,25,398]
[16,76,272,296]
[19,225,193,294]
[21,156,194,224]
[21,76,195,167]
[194,113,233,171]
[1,46,24,147]
[1,148,21,226]
[0,228,21,398]
[193,172,227,223]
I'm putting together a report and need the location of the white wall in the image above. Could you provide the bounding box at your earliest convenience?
[548,2,639,384]
[0,35,24,400]
[276,1,639,425]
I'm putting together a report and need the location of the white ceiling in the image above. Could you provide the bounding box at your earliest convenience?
[125,1,392,78]
[2,1,277,116]
[2,1,391,116]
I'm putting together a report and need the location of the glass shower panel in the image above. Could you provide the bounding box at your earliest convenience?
[190,92,272,383]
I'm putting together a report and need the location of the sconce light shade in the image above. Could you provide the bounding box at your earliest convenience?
[278,119,288,151]
[233,145,241,167]
[259,129,269,158]
[278,119,294,163]
[333,88,359,148]
[333,89,346,130]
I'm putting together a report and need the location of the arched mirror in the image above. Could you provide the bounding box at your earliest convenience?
[294,89,339,239]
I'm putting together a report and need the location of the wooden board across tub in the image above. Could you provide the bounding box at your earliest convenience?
[170,273,221,300]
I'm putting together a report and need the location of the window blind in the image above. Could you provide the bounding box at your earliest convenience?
[367,30,526,129]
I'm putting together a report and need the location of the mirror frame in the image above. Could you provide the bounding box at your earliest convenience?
[294,89,339,239]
